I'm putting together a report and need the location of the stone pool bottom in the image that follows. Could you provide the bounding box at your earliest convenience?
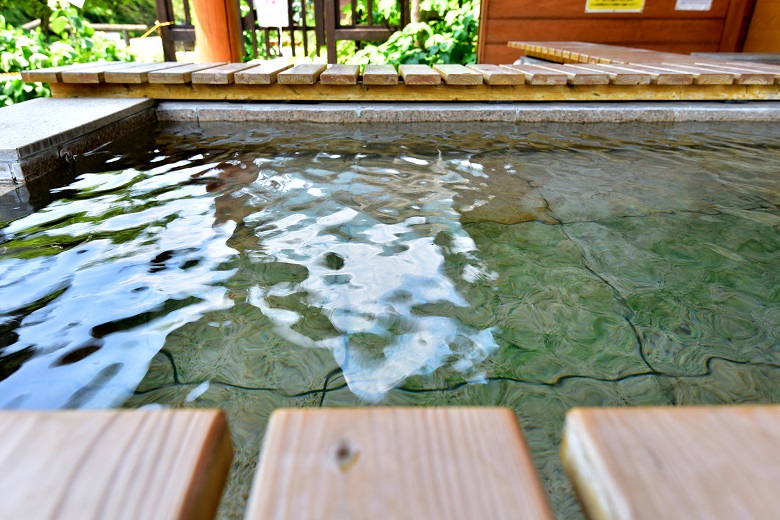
[0,119,778,519]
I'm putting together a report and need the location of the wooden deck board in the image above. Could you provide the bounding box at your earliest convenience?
[104,62,181,84]
[399,64,442,85]
[466,64,525,85]
[191,62,262,84]
[432,64,483,85]
[21,62,109,84]
[234,60,292,85]
[245,408,553,520]
[321,64,360,85]
[362,64,399,85]
[277,64,327,85]
[148,62,226,84]
[0,410,232,520]
[500,64,568,85]
[61,62,148,84]
[563,406,780,520]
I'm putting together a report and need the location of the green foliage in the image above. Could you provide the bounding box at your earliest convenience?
[0,9,134,106]
[344,0,479,66]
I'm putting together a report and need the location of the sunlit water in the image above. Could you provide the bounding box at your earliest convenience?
[1,121,778,518]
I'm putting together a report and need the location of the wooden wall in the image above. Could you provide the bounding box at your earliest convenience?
[478,0,757,64]
[743,0,780,51]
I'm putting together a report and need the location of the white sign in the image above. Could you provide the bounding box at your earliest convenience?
[255,0,290,28]
[675,0,713,10]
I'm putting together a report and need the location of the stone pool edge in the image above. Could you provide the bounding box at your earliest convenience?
[156,101,780,124]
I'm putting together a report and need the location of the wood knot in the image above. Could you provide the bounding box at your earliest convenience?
[333,439,359,471]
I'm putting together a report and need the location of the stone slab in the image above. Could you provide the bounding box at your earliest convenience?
[0,98,154,183]
[156,101,780,124]
[0,98,153,162]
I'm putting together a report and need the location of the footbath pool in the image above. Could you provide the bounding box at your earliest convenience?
[1,120,778,518]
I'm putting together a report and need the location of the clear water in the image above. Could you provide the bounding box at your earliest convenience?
[1,121,779,518]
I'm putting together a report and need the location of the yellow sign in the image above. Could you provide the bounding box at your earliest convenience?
[586,0,645,12]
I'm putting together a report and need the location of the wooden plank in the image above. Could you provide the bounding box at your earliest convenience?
[432,64,483,85]
[234,60,292,85]
[277,64,328,85]
[0,410,232,520]
[245,408,553,520]
[742,0,778,52]
[321,64,360,85]
[20,62,107,83]
[693,62,777,84]
[362,64,399,85]
[466,64,525,85]
[500,64,568,85]
[564,64,651,85]
[528,63,610,85]
[399,64,442,85]
[61,62,146,84]
[597,63,695,85]
[104,62,182,84]
[192,62,262,84]
[148,62,226,84]
[654,63,736,84]
[563,406,780,520]
[486,0,731,18]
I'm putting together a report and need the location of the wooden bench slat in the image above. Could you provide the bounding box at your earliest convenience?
[563,63,651,85]
[399,64,442,85]
[21,62,108,83]
[191,62,263,84]
[148,62,226,84]
[563,406,780,520]
[362,64,399,85]
[466,64,525,85]
[104,62,182,83]
[432,64,483,85]
[0,410,232,520]
[246,408,553,520]
[529,63,610,85]
[500,64,568,85]
[234,59,292,85]
[277,64,328,85]
[321,64,360,85]
[61,62,148,84]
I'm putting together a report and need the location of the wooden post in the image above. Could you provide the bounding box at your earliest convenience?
[192,0,244,62]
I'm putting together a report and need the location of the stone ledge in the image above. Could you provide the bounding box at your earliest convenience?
[156,101,780,124]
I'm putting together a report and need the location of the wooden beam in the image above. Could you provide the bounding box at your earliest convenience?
[47,79,780,102]
[245,408,553,520]
[563,406,780,520]
[0,410,232,520]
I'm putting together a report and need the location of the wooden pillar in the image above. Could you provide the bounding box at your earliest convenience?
[744,0,780,51]
[192,0,244,62]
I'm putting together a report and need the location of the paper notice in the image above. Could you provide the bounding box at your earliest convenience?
[675,0,713,10]
[586,0,645,13]
[255,0,290,27]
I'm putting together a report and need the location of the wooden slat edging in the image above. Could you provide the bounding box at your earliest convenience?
[277,64,328,85]
[563,406,780,520]
[47,81,780,102]
[432,64,483,85]
[148,62,227,84]
[466,64,525,85]
[0,410,232,520]
[500,64,568,85]
[104,62,182,84]
[362,64,398,85]
[321,64,360,85]
[192,62,264,84]
[245,408,554,520]
[21,62,108,83]
[399,64,442,85]
[234,60,292,85]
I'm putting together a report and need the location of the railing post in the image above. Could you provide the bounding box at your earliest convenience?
[155,0,177,61]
